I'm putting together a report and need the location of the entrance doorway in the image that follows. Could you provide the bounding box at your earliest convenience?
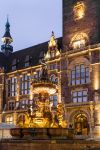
[74,113,89,135]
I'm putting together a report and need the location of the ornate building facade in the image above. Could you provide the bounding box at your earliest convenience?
[0,0,100,139]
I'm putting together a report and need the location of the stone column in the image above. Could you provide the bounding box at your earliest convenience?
[89,103,94,139]
[93,102,100,138]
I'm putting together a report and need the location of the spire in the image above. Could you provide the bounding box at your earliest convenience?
[1,16,13,55]
[2,16,13,44]
[48,31,57,49]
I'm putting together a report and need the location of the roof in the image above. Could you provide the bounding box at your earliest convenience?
[0,52,6,68]
[6,37,62,72]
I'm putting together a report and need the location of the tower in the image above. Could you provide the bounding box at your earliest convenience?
[62,0,100,138]
[1,17,13,56]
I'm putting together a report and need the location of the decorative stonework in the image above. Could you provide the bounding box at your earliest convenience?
[73,1,86,21]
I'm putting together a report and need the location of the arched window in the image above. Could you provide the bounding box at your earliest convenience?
[71,33,88,49]
[51,75,55,83]
[71,64,89,85]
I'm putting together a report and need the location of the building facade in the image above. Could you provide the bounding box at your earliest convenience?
[0,0,100,139]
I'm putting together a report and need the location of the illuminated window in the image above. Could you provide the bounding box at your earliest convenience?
[20,100,29,109]
[6,116,13,124]
[50,74,58,84]
[20,74,30,95]
[71,64,89,85]
[8,77,17,97]
[74,2,85,20]
[15,100,33,110]
[71,33,88,49]
[50,95,58,107]
[72,90,88,103]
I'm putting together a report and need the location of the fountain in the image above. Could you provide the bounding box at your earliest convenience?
[10,61,73,139]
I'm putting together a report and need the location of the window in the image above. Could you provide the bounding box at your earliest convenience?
[15,102,20,110]
[73,39,85,49]
[71,33,88,50]
[20,100,29,109]
[71,64,89,85]
[8,101,15,110]
[15,100,33,110]
[72,90,88,103]
[6,116,13,124]
[50,63,57,70]
[20,74,30,95]
[50,74,58,84]
[25,55,30,68]
[12,59,17,71]
[50,95,58,107]
[8,77,17,97]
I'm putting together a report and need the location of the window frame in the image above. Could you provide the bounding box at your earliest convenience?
[72,89,88,103]
[71,64,89,85]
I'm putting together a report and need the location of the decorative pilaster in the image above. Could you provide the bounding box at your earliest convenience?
[93,102,100,139]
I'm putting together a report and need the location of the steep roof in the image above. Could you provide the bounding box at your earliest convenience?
[6,37,62,72]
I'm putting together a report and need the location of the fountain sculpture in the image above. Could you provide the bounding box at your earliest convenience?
[10,61,73,139]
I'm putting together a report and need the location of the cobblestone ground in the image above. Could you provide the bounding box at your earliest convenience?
[0,139,100,150]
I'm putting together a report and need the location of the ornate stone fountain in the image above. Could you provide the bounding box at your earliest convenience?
[10,61,73,139]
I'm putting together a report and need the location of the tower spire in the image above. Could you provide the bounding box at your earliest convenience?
[1,17,13,55]
[2,16,13,44]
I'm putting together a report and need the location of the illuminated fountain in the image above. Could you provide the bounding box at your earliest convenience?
[10,61,73,139]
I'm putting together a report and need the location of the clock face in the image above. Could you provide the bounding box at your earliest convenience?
[73,2,85,21]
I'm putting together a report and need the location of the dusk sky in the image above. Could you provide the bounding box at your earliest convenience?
[0,0,62,51]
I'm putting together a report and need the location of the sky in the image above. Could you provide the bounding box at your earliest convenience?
[0,0,62,51]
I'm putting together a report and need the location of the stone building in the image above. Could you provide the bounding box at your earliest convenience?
[0,0,100,139]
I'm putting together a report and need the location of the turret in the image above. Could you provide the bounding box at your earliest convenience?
[1,17,13,56]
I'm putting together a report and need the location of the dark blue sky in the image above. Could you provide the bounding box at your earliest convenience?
[0,0,62,51]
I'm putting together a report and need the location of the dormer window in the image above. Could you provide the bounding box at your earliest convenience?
[12,59,17,71]
[25,55,30,68]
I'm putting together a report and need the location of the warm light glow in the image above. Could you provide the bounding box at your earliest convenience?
[33,83,57,95]
[74,2,85,20]
[71,33,88,49]
[48,32,57,49]
[93,65,100,90]
[73,39,85,49]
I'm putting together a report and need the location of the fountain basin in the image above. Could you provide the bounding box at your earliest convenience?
[10,128,74,139]
[33,82,57,95]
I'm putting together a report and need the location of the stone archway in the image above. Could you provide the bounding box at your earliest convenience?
[69,110,90,135]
